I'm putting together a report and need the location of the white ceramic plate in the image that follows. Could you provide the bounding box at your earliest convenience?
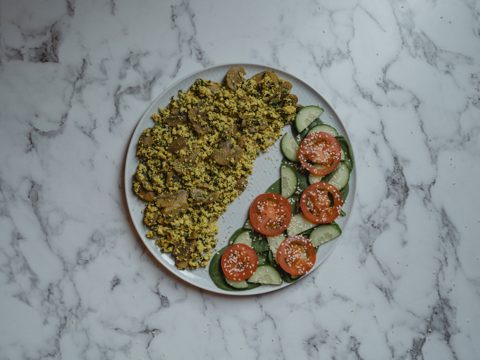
[124,64,356,295]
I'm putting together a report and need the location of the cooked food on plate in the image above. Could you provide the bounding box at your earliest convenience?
[132,66,298,269]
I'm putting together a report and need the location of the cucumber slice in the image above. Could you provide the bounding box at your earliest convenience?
[281,165,297,198]
[248,265,282,285]
[295,106,324,133]
[307,162,332,184]
[308,172,323,184]
[308,124,339,137]
[280,132,299,161]
[341,183,349,201]
[232,230,252,247]
[243,219,252,229]
[287,214,317,236]
[326,162,350,190]
[309,223,341,247]
[337,137,354,170]
[225,278,249,289]
[267,234,285,259]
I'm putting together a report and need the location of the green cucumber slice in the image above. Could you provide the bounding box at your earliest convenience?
[341,183,349,201]
[309,223,341,247]
[267,234,285,259]
[280,132,299,161]
[232,230,252,247]
[287,214,317,236]
[225,278,249,289]
[336,136,354,170]
[326,162,350,190]
[308,171,323,184]
[281,165,297,198]
[295,106,324,133]
[308,124,339,137]
[247,265,282,285]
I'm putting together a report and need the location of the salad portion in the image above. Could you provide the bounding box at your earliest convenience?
[209,105,353,291]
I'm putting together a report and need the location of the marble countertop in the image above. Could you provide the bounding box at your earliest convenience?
[1,0,479,359]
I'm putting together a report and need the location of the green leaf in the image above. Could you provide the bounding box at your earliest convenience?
[265,179,281,194]
[251,235,270,253]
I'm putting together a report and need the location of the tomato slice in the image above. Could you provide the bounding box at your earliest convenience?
[249,193,292,236]
[221,244,258,281]
[298,132,341,176]
[300,182,343,224]
[276,235,316,276]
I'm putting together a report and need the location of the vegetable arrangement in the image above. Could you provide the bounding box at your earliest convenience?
[209,105,353,291]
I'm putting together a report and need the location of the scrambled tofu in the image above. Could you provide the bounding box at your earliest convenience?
[133,66,298,269]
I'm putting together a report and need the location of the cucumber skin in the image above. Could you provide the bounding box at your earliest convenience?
[247,265,282,285]
[294,119,323,143]
[228,228,250,245]
[341,183,349,201]
[280,133,299,162]
[308,173,323,184]
[281,165,298,198]
[336,136,354,171]
[295,106,324,133]
[267,235,285,259]
[225,278,249,289]
[325,162,350,190]
[309,223,341,247]
[287,213,317,236]
[308,124,338,137]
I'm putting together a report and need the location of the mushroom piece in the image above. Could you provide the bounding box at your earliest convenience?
[142,135,153,146]
[237,113,252,129]
[225,66,246,90]
[235,178,248,192]
[156,190,188,215]
[251,70,279,84]
[136,187,156,202]
[207,82,222,93]
[280,79,293,91]
[264,70,279,84]
[165,171,181,187]
[175,143,200,165]
[251,71,266,83]
[187,106,208,135]
[165,115,187,127]
[190,188,221,204]
[167,137,187,153]
[212,140,243,166]
[286,93,299,105]
[164,106,187,127]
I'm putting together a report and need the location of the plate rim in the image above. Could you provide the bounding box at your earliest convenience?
[124,62,357,296]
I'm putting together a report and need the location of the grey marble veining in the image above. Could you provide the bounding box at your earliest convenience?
[1,0,479,359]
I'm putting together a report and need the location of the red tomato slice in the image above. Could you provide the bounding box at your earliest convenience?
[249,193,292,236]
[221,244,258,281]
[298,132,341,176]
[276,236,316,276]
[300,182,343,224]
